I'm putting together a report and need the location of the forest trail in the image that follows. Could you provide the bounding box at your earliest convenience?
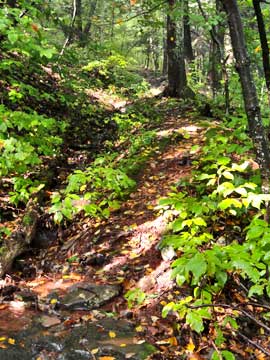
[0,89,208,359]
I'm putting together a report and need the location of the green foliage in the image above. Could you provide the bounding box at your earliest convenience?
[49,161,136,223]
[49,113,158,223]
[124,288,146,308]
[83,54,150,97]
[159,116,270,354]
[0,105,65,204]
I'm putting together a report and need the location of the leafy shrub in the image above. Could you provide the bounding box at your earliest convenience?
[158,116,270,356]
[82,54,149,96]
[0,105,66,204]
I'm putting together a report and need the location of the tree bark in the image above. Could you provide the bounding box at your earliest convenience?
[162,16,168,75]
[252,0,270,106]
[221,0,270,197]
[165,0,193,98]
[75,0,83,42]
[183,0,194,62]
[210,0,225,97]
[82,0,98,44]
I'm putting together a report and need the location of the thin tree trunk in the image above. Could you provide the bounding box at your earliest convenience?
[210,0,225,97]
[165,0,193,98]
[222,0,270,203]
[252,0,270,106]
[83,0,98,44]
[75,0,83,42]
[59,0,77,56]
[183,0,194,62]
[162,16,168,75]
[197,0,229,112]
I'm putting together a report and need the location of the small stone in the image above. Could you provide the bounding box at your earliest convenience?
[40,315,61,328]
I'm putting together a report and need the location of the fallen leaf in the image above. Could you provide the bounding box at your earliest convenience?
[135,325,144,332]
[8,338,15,345]
[109,331,116,338]
[99,357,116,360]
[151,316,159,323]
[135,339,145,344]
[156,337,178,346]
[91,348,99,354]
[186,338,195,352]
[125,354,136,359]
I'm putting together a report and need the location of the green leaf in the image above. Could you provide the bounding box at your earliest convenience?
[219,198,242,210]
[7,30,18,44]
[186,253,207,283]
[186,310,204,333]
[231,259,261,282]
[221,350,236,360]
[211,351,220,360]
[248,284,265,297]
[193,217,207,227]
[222,171,234,180]
[246,225,265,240]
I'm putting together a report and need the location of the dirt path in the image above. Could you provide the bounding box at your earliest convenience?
[0,98,207,359]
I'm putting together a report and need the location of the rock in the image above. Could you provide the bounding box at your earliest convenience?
[60,283,121,311]
[40,315,61,328]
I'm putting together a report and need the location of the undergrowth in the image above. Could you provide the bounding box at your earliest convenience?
[156,115,270,359]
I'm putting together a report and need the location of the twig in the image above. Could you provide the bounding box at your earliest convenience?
[211,340,222,360]
[237,332,270,356]
[240,309,270,333]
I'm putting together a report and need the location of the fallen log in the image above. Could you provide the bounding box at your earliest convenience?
[0,199,39,277]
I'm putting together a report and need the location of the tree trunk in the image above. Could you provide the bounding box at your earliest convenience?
[162,16,168,75]
[252,0,270,106]
[82,0,98,45]
[221,0,270,197]
[165,0,193,98]
[210,0,225,97]
[183,0,194,62]
[75,0,83,42]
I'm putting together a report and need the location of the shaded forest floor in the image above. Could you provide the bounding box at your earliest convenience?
[1,75,270,359]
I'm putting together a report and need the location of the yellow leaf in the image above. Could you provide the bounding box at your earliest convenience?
[255,45,261,53]
[91,348,99,354]
[8,338,15,345]
[109,331,116,338]
[99,357,116,360]
[0,337,6,342]
[186,338,195,352]
[50,298,58,305]
[169,337,178,346]
[135,325,144,332]
[160,301,167,306]
[120,343,127,347]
